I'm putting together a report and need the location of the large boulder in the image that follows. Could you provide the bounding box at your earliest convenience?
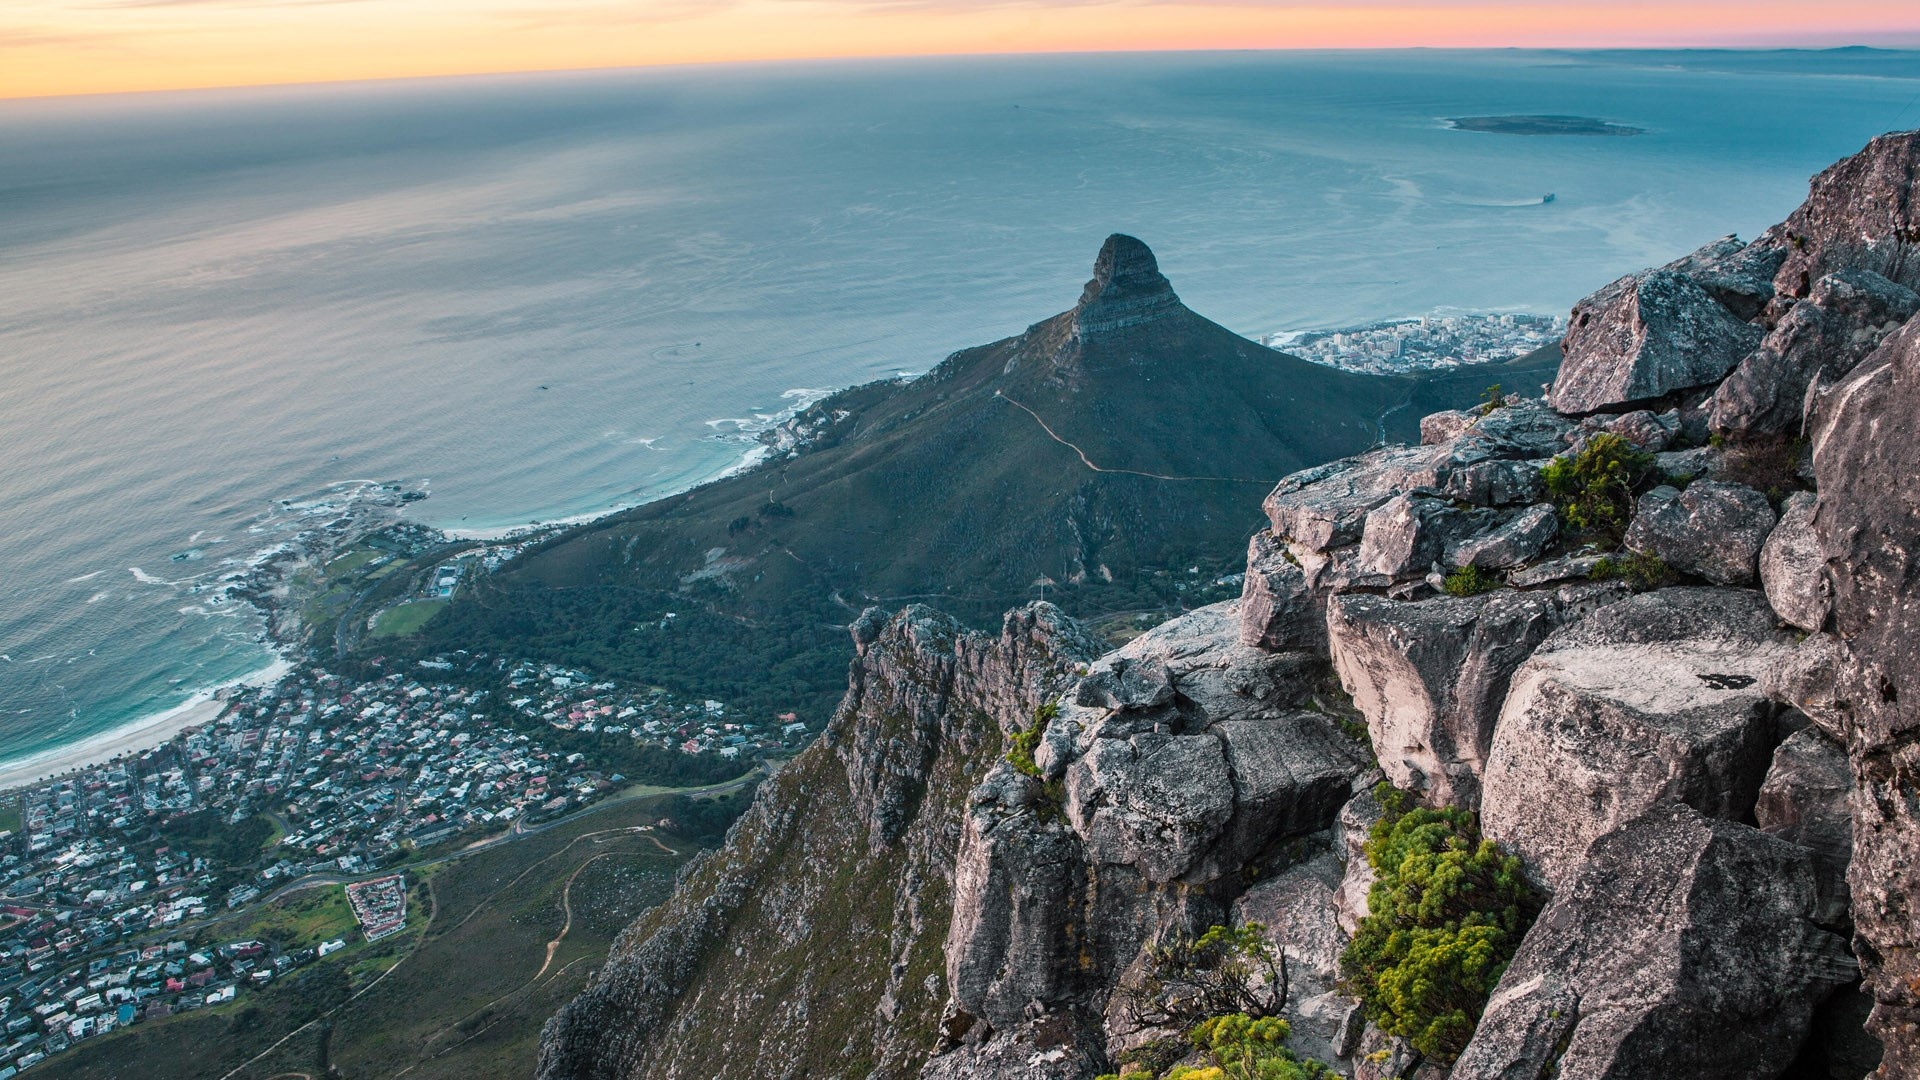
[1549,269,1764,414]
[1064,718,1365,884]
[1480,588,1797,888]
[1709,268,1919,439]
[1760,491,1830,633]
[1768,128,1920,301]
[1459,398,1578,460]
[1808,312,1920,1073]
[1263,447,1442,551]
[1238,529,1323,650]
[1595,407,1676,452]
[1623,480,1777,586]
[1327,589,1573,809]
[1756,726,1855,928]
[1061,604,1369,884]
[1452,804,1857,1080]
[946,764,1091,1030]
[1763,633,1851,742]
[1420,409,1477,445]
[1262,404,1571,558]
[1357,493,1488,579]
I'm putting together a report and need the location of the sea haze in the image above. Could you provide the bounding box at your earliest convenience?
[1,48,1916,766]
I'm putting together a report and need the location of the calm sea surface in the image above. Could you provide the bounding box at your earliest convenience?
[3,49,1917,765]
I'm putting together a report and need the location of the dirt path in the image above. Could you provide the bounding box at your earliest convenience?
[222,808,691,1078]
[995,391,1270,484]
[532,851,608,983]
[406,832,681,1071]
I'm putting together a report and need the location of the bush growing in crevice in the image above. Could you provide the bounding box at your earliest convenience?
[1338,785,1542,1065]
[1100,924,1336,1080]
[1539,433,1657,544]
[1716,436,1809,501]
[1589,551,1679,592]
[1005,701,1058,779]
[1441,565,1501,598]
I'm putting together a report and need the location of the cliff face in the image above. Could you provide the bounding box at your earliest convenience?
[543,129,1920,1080]
[536,604,1099,1080]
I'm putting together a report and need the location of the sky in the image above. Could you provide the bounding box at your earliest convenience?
[4,0,1919,100]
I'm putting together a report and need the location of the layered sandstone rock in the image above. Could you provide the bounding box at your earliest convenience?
[1479,589,1797,888]
[1809,314,1920,1076]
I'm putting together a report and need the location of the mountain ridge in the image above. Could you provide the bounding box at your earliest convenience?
[415,234,1555,725]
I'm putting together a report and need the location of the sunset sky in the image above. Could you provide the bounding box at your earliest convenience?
[4,0,1919,100]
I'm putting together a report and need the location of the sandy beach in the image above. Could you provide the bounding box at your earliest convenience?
[0,658,293,795]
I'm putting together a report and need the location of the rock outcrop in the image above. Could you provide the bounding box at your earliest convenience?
[537,604,1097,1080]
[1709,268,1920,438]
[1072,233,1185,336]
[1327,589,1572,808]
[1809,312,1920,1076]
[936,602,1374,1074]
[1548,269,1763,414]
[1453,803,1856,1080]
[1767,128,1920,300]
[1238,529,1324,650]
[1757,726,1856,927]
[1622,479,1776,586]
[1761,490,1829,633]
[1662,233,1786,321]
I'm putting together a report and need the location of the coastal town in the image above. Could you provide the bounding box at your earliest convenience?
[1268,311,1567,375]
[0,649,792,1075]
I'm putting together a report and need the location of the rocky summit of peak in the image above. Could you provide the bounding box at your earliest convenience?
[1071,233,1184,337]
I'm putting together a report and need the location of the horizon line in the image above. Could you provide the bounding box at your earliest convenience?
[5,40,1919,105]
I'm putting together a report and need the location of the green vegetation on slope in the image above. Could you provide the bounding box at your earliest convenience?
[1102,924,1335,1080]
[1541,432,1657,543]
[371,598,448,638]
[408,294,1556,729]
[157,809,276,868]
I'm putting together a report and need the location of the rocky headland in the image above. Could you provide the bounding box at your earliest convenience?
[537,129,1920,1080]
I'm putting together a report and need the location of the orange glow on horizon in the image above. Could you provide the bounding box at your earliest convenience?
[2,0,1918,101]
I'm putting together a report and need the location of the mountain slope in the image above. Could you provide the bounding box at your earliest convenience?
[420,236,1555,721]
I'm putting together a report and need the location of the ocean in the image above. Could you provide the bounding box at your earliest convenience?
[2,48,1917,769]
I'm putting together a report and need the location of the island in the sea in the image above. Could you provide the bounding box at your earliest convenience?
[1448,114,1645,136]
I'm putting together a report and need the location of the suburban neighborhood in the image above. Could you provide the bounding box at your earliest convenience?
[0,651,793,1074]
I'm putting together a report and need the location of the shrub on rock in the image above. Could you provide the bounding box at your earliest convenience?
[1337,786,1541,1064]
[1540,433,1656,543]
